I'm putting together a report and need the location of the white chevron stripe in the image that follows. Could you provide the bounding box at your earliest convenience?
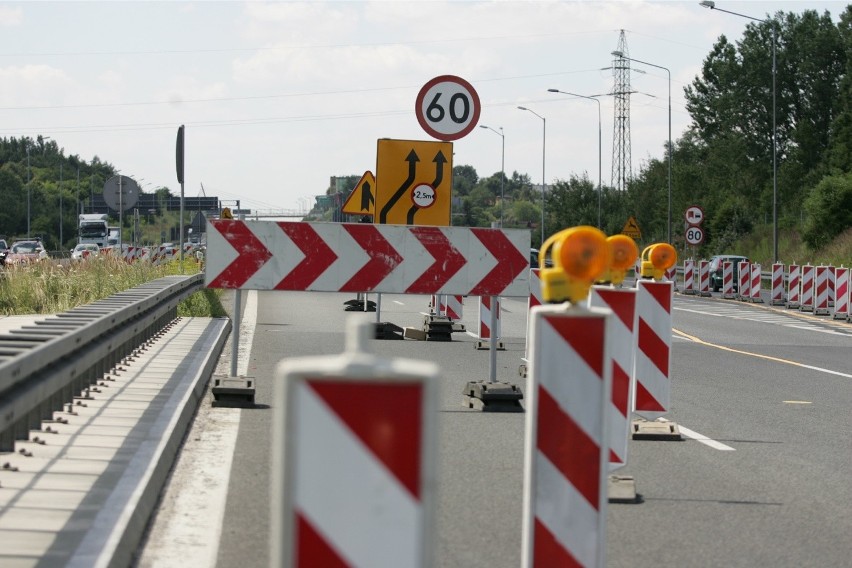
[294,383,422,568]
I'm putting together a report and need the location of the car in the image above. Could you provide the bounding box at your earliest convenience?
[70,243,100,261]
[3,239,48,266]
[530,248,554,270]
[0,239,8,266]
[708,254,750,292]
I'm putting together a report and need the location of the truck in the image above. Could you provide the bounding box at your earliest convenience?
[107,226,120,247]
[78,214,109,248]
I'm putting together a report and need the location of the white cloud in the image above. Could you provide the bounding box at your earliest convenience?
[0,6,22,26]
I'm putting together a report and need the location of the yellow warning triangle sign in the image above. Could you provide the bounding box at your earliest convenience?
[341,171,377,216]
[622,216,642,239]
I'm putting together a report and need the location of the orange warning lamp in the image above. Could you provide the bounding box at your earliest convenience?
[540,226,610,303]
[597,234,639,285]
[640,243,677,280]
[221,207,234,219]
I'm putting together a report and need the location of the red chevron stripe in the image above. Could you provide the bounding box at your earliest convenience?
[296,512,348,567]
[469,228,528,296]
[275,223,338,290]
[595,288,635,330]
[308,380,423,500]
[544,315,605,378]
[339,224,402,292]
[405,227,466,294]
[537,386,601,510]
[612,361,630,417]
[638,318,669,377]
[207,220,272,288]
[642,281,672,313]
[533,518,583,568]
[635,380,666,412]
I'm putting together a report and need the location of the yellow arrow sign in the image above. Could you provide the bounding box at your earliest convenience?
[622,216,642,240]
[375,139,453,226]
[341,171,376,216]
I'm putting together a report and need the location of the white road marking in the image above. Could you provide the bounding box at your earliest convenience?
[393,300,405,305]
[658,418,735,451]
[137,290,256,568]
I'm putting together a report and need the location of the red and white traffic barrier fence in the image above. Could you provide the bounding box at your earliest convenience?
[634,280,673,420]
[737,261,750,301]
[787,263,801,309]
[272,319,439,568]
[523,303,611,568]
[833,267,850,320]
[442,295,463,321]
[749,263,764,303]
[665,266,677,290]
[698,260,711,297]
[828,265,836,307]
[589,286,637,471]
[477,296,503,350]
[525,268,543,361]
[800,264,815,312]
[814,265,831,315]
[770,263,785,305]
[682,259,696,295]
[721,261,736,299]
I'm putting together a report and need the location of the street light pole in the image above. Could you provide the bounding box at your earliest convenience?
[517,106,546,246]
[608,54,671,244]
[479,124,505,227]
[700,0,778,263]
[26,144,31,238]
[547,89,602,229]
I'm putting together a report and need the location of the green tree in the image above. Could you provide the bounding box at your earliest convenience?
[802,172,852,249]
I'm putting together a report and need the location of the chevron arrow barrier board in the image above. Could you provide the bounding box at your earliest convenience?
[205,220,530,296]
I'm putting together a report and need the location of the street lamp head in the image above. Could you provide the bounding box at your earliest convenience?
[547,88,560,93]
[518,106,528,110]
[699,0,715,8]
[611,50,624,57]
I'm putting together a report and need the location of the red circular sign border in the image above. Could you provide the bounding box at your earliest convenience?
[410,183,437,210]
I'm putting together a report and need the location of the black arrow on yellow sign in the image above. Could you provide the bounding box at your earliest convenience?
[341,171,377,216]
[379,150,418,224]
[406,151,447,224]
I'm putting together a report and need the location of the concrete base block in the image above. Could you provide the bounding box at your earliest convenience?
[462,381,524,412]
[211,376,255,408]
[475,340,505,351]
[632,418,683,441]
[608,475,643,504]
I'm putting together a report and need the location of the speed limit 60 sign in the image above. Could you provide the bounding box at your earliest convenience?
[685,226,705,246]
[416,75,481,141]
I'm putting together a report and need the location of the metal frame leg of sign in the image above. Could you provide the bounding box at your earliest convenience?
[463,296,524,412]
[212,288,257,407]
[271,318,439,568]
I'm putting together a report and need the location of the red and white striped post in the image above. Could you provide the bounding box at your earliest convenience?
[683,259,696,295]
[523,304,611,568]
[525,269,543,361]
[442,295,463,321]
[272,319,438,568]
[477,296,502,349]
[800,264,815,312]
[787,264,801,309]
[665,266,677,290]
[698,260,711,297]
[770,263,785,305]
[833,267,849,320]
[737,261,751,301]
[749,263,764,303]
[828,266,836,307]
[814,265,831,315]
[721,261,736,299]
[589,287,636,471]
[634,280,673,420]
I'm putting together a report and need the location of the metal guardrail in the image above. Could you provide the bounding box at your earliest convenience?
[0,274,204,451]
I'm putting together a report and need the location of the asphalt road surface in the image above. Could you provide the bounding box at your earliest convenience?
[136,288,852,568]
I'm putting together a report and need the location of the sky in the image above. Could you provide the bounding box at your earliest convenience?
[0,0,846,215]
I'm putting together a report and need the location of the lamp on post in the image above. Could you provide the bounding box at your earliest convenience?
[547,89,602,230]
[609,53,671,244]
[700,0,778,263]
[479,124,505,227]
[517,106,546,246]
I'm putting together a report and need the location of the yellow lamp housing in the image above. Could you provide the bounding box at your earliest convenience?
[221,207,234,219]
[597,234,639,285]
[640,243,677,280]
[539,226,610,303]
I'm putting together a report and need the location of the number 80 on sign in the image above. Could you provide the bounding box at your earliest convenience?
[685,226,705,246]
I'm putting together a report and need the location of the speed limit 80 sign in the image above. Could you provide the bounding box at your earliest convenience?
[416,75,481,141]
[685,225,705,246]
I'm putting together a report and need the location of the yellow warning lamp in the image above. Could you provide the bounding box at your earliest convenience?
[540,226,610,304]
[640,243,677,280]
[597,234,639,286]
[221,207,234,219]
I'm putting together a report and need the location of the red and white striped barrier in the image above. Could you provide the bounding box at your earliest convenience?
[272,320,438,568]
[442,295,463,321]
[634,280,673,420]
[698,260,711,297]
[589,286,637,471]
[721,261,736,299]
[665,266,677,290]
[787,264,801,309]
[800,264,815,312]
[749,263,764,303]
[828,265,835,307]
[478,296,501,341]
[770,263,785,305]
[523,304,611,568]
[525,269,543,360]
[833,267,849,320]
[737,261,750,301]
[682,259,696,295]
[814,265,831,315]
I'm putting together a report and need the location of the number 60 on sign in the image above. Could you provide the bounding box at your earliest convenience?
[416,75,481,141]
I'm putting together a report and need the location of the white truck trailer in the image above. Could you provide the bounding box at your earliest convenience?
[78,214,109,248]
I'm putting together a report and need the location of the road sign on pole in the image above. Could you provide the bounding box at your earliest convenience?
[341,171,376,216]
[375,139,452,226]
[685,205,705,225]
[415,75,481,141]
[685,226,704,246]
